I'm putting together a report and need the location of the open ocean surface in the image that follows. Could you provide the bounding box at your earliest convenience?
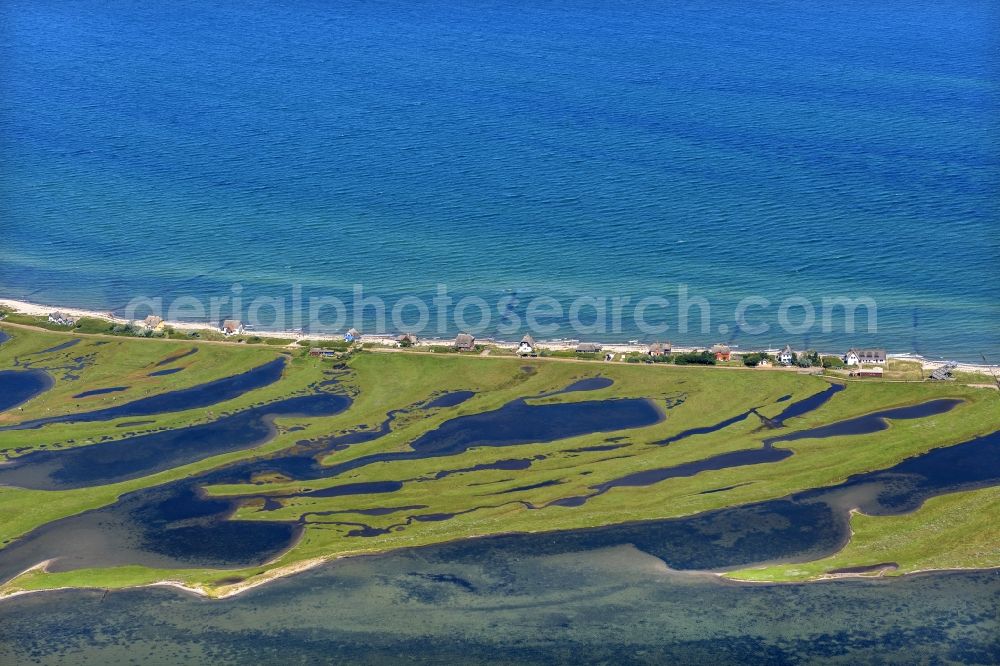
[1,0,998,359]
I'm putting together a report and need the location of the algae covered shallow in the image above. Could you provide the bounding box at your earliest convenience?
[0,324,998,601]
[1,542,997,665]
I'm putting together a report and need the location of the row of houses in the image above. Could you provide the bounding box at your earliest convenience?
[208,320,890,369]
[454,335,889,367]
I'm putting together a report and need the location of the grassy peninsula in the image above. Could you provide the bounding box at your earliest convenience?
[0,323,997,598]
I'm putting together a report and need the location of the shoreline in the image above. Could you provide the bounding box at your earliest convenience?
[3,546,997,604]
[2,296,997,375]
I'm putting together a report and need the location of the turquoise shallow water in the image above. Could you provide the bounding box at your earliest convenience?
[1,0,998,358]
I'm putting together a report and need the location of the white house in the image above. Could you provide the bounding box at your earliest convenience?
[844,348,886,366]
[777,345,794,366]
[517,334,536,356]
[221,319,244,336]
[344,328,360,343]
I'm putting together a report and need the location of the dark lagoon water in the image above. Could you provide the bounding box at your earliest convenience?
[0,380,664,578]
[0,383,995,584]
[409,397,662,454]
[767,397,963,443]
[153,348,198,367]
[33,339,82,355]
[0,392,351,490]
[422,390,476,409]
[303,395,663,482]
[652,382,844,447]
[0,369,53,412]
[553,396,969,510]
[148,367,183,377]
[0,357,286,430]
[769,382,846,425]
[71,386,128,399]
[2,0,998,359]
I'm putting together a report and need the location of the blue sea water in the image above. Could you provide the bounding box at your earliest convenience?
[1,0,998,359]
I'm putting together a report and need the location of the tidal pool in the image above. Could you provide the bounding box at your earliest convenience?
[562,397,967,508]
[767,397,963,443]
[1,357,287,430]
[0,392,352,490]
[230,379,661,489]
[148,367,183,377]
[651,383,845,447]
[0,369,53,412]
[423,391,476,408]
[153,347,198,367]
[1,420,995,585]
[33,339,82,355]
[72,386,128,398]
[520,430,1000,571]
[410,396,662,454]
[769,382,845,424]
[0,383,663,578]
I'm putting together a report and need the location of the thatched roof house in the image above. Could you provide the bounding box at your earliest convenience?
[397,333,418,346]
[710,344,731,361]
[143,315,164,330]
[454,333,476,351]
[648,341,671,356]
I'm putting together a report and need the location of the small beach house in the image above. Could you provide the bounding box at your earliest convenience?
[576,342,602,354]
[397,333,418,347]
[777,345,794,366]
[648,341,671,357]
[454,333,476,351]
[47,311,76,326]
[844,348,886,366]
[517,334,536,356]
[142,315,164,331]
[711,344,731,361]
[221,320,244,336]
[344,328,360,343]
